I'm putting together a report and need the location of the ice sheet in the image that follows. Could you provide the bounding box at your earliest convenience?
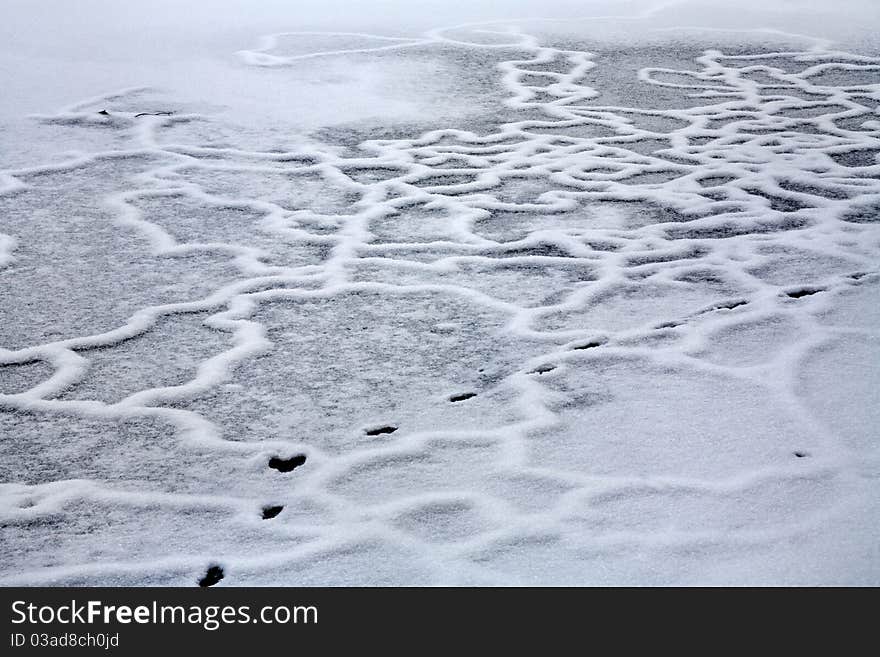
[1,1,878,585]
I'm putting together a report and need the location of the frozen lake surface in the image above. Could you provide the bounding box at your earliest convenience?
[1,0,878,585]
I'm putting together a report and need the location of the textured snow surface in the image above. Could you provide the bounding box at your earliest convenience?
[1,1,879,585]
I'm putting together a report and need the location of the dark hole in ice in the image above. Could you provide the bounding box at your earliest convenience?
[572,340,604,350]
[712,299,748,311]
[449,392,477,402]
[198,565,224,587]
[365,425,398,436]
[268,454,307,473]
[786,288,823,299]
[261,505,284,520]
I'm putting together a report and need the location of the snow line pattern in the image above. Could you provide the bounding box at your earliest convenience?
[0,24,878,585]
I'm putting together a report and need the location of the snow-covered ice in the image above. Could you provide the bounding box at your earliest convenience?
[1,0,878,585]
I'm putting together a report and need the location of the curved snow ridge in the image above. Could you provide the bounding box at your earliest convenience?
[1,22,879,585]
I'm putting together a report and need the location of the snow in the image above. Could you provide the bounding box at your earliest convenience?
[0,0,878,586]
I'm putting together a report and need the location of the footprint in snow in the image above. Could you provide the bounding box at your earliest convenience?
[365,425,398,436]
